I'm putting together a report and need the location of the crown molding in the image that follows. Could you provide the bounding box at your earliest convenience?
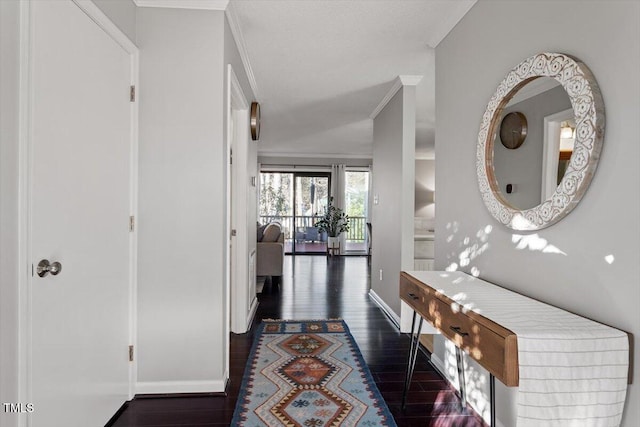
[133,0,229,10]
[370,75,423,119]
[370,79,401,120]
[225,2,259,100]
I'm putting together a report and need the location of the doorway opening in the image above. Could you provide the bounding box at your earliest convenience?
[259,171,331,254]
[259,168,370,256]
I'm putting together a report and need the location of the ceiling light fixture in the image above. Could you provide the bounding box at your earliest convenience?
[560,121,574,139]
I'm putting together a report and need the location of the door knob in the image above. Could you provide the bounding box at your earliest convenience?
[37,259,62,277]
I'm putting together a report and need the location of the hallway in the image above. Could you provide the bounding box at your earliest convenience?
[111,256,486,426]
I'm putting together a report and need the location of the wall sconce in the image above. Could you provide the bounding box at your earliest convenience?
[250,102,261,141]
[560,121,574,139]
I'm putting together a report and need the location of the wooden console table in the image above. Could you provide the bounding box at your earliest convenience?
[399,271,631,426]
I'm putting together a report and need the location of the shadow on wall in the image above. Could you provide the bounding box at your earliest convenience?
[443,221,573,276]
[443,222,493,276]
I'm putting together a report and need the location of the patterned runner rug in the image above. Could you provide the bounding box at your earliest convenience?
[232,319,397,426]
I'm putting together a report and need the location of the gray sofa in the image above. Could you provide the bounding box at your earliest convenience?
[257,222,284,279]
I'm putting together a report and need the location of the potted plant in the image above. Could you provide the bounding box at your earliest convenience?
[314,197,350,249]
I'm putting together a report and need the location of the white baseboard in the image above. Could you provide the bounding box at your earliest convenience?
[247,298,258,330]
[136,379,227,394]
[368,289,400,328]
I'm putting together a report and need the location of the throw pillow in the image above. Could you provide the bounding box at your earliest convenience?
[262,223,281,242]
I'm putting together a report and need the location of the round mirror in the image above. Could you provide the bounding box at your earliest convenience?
[477,53,604,230]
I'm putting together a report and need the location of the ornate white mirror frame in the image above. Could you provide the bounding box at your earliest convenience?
[477,52,605,230]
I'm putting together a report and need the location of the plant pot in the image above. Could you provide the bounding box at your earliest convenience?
[327,236,340,249]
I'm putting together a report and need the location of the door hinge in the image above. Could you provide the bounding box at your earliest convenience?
[231,229,237,237]
[31,263,34,277]
[129,345,134,362]
[129,215,135,232]
[130,85,136,102]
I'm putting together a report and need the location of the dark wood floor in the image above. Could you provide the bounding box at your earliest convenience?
[111,256,486,427]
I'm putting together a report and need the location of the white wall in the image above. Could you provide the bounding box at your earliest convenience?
[93,0,136,41]
[136,7,228,392]
[371,87,416,316]
[0,1,21,426]
[415,159,435,225]
[435,1,640,425]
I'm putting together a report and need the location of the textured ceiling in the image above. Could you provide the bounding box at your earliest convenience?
[230,0,476,159]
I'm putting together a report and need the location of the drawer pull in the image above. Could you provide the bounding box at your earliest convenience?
[407,292,419,300]
[449,326,469,337]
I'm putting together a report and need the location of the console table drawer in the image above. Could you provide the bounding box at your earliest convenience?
[425,292,518,386]
[399,276,426,312]
[400,272,519,386]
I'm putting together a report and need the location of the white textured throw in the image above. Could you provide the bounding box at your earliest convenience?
[406,271,629,427]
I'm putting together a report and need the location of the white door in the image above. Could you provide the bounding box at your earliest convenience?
[227,66,254,334]
[29,1,133,425]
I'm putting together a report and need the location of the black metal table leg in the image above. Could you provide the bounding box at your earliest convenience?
[455,346,467,411]
[401,311,417,409]
[401,311,417,410]
[407,318,424,389]
[455,347,496,425]
[490,373,496,426]
[402,312,423,411]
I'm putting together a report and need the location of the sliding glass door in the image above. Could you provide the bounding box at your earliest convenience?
[259,171,330,254]
[293,174,330,254]
[259,172,293,243]
[344,169,370,254]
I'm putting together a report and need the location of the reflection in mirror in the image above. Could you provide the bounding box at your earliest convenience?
[477,52,604,231]
[493,77,572,210]
[557,121,575,177]
[541,111,575,201]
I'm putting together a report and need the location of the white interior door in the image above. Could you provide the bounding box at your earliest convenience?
[29,1,133,425]
[227,66,254,335]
